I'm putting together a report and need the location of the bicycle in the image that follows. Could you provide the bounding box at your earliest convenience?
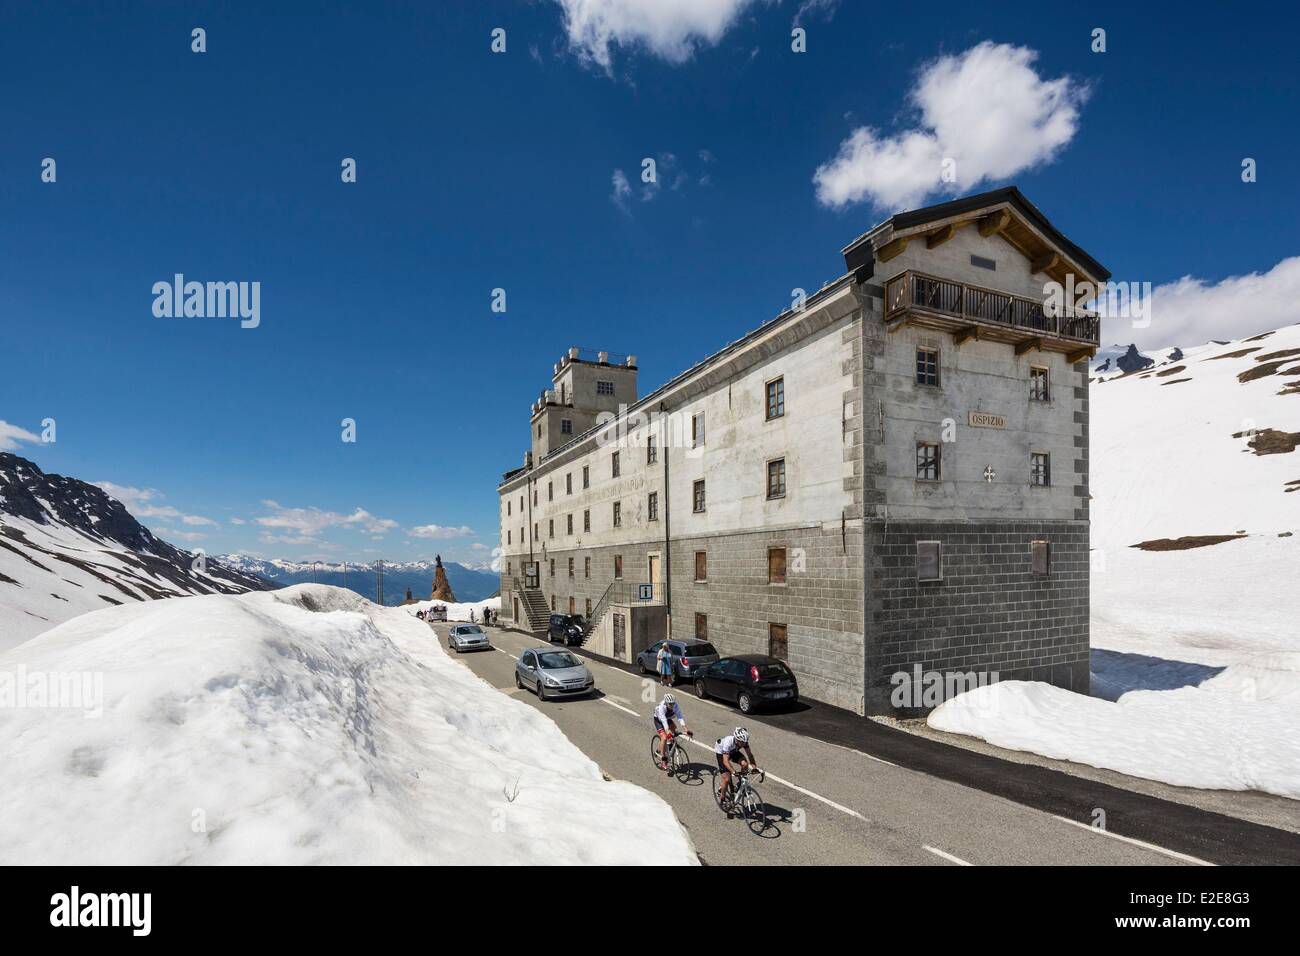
[649,730,690,778]
[714,766,765,822]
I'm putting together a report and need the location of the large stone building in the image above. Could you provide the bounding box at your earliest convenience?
[497,187,1105,715]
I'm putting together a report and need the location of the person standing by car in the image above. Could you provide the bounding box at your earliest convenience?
[656,641,673,685]
[715,727,760,815]
[652,693,692,771]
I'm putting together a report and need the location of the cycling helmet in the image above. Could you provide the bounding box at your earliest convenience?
[663,693,676,705]
[733,727,749,743]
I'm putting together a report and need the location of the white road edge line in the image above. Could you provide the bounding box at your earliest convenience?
[600,698,640,718]
[1051,815,1214,867]
[923,845,973,866]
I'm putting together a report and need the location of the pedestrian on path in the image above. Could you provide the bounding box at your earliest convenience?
[657,642,673,686]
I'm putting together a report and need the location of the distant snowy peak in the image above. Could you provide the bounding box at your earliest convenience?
[0,452,272,648]
[0,453,171,557]
[215,555,438,578]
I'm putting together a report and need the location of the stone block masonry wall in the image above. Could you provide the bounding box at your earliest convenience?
[669,525,865,713]
[863,518,1089,715]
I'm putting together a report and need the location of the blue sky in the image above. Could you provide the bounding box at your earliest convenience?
[2,1,1297,563]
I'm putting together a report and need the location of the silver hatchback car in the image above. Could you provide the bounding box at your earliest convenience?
[447,623,491,653]
[515,647,595,701]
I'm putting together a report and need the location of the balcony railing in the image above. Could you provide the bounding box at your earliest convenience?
[884,271,1099,344]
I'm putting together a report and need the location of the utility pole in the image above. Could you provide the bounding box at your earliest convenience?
[376,560,385,605]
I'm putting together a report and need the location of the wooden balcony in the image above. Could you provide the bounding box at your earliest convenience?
[883,270,1099,360]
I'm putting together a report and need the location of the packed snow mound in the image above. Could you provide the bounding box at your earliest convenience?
[928,655,1300,799]
[0,585,695,864]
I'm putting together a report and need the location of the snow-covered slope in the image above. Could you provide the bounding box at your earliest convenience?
[0,584,695,864]
[0,453,271,650]
[931,323,1300,798]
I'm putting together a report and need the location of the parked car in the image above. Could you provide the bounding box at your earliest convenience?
[515,647,594,701]
[447,623,491,653]
[693,655,799,713]
[636,638,721,683]
[548,613,587,646]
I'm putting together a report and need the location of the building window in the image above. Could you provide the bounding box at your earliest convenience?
[1030,366,1050,402]
[584,557,591,578]
[547,481,553,501]
[532,489,537,506]
[507,530,511,544]
[507,500,511,516]
[583,509,590,532]
[1031,452,1051,486]
[695,613,708,640]
[917,541,942,582]
[768,547,787,585]
[612,501,621,527]
[597,380,615,396]
[693,479,706,513]
[519,495,524,513]
[612,451,620,478]
[767,458,786,499]
[548,519,554,538]
[520,526,524,544]
[916,346,940,387]
[614,555,623,579]
[561,419,573,434]
[549,559,555,577]
[768,623,788,660]
[648,492,659,521]
[916,442,941,481]
[585,598,592,617]
[582,465,589,489]
[506,562,511,576]
[694,551,707,582]
[647,436,657,464]
[550,595,556,611]
[766,377,785,420]
[691,412,706,448]
[533,522,538,541]
[566,514,573,535]
[537,424,541,438]
[567,557,574,577]
[568,596,575,614]
[566,473,573,494]
[970,254,997,271]
[1031,539,1051,576]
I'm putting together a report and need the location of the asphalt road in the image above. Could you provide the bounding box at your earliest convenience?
[432,622,1204,866]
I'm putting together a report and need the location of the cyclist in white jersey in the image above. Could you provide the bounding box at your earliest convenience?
[652,694,692,770]
[714,727,759,811]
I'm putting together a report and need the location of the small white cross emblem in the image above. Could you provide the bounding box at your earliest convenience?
[983,465,996,483]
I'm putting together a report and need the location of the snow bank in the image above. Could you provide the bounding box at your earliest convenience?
[0,585,695,864]
[403,596,499,622]
[929,654,1300,799]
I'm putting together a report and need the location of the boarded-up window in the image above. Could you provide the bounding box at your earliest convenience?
[769,623,788,660]
[768,547,787,584]
[1031,539,1051,576]
[614,555,623,579]
[695,613,708,640]
[694,551,707,582]
[917,541,942,581]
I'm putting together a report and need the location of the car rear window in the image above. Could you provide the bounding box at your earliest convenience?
[757,663,791,678]
[686,643,718,656]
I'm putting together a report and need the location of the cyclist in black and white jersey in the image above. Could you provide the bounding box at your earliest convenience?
[652,694,692,770]
[714,727,759,810]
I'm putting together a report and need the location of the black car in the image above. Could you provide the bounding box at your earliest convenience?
[693,655,799,713]
[547,613,586,646]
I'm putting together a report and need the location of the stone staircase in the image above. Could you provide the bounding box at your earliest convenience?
[511,578,550,635]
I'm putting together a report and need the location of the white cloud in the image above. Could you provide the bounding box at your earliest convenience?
[554,0,762,71]
[94,481,217,527]
[814,41,1088,211]
[793,0,839,25]
[409,524,475,540]
[1122,257,1300,350]
[154,527,208,543]
[0,421,41,451]
[610,168,633,213]
[255,501,398,539]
